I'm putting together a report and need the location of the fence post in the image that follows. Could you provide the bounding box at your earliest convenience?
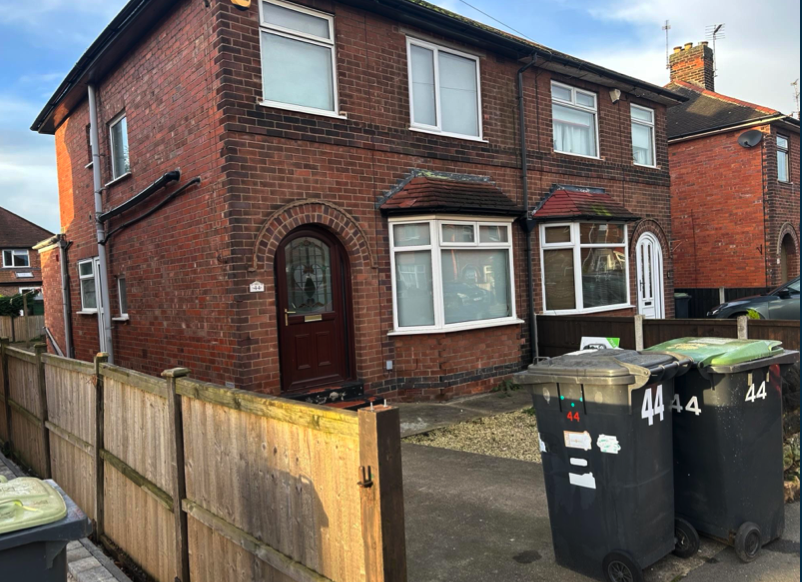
[634,315,645,351]
[33,343,52,478]
[0,337,11,450]
[358,405,407,582]
[737,316,748,339]
[719,287,726,305]
[93,352,109,542]
[163,367,191,582]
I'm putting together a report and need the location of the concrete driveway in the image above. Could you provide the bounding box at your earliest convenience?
[403,443,800,582]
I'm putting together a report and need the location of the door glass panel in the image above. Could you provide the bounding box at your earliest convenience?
[285,237,333,313]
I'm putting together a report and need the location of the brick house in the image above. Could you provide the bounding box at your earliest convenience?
[667,42,800,300]
[0,207,52,298]
[31,0,684,401]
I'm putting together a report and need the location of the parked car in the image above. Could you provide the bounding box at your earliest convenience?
[708,277,800,320]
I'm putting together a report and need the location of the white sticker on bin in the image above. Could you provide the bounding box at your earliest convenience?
[569,472,596,489]
[564,430,592,451]
[597,434,621,455]
[569,458,588,467]
[539,433,547,453]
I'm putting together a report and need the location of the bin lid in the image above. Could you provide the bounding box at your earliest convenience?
[518,349,676,386]
[645,337,783,368]
[0,477,67,535]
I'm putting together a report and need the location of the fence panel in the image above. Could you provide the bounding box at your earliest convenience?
[178,378,366,582]
[102,364,176,582]
[747,320,800,351]
[0,343,8,444]
[537,316,636,357]
[6,348,48,476]
[0,318,12,341]
[642,318,739,348]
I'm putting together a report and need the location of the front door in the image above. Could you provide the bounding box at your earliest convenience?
[276,228,353,393]
[636,233,664,319]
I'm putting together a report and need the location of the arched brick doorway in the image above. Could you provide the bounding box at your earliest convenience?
[780,233,799,283]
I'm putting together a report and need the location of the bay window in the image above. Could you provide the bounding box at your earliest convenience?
[259,0,338,116]
[540,223,629,313]
[407,38,482,139]
[390,219,517,332]
[631,104,656,167]
[552,81,598,158]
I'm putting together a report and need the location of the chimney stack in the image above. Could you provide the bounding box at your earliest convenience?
[669,41,715,91]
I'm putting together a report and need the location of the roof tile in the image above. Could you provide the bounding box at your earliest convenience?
[380,176,521,216]
[531,190,639,222]
[0,207,53,248]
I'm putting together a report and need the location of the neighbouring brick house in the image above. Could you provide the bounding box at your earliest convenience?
[667,42,800,306]
[0,207,52,299]
[31,0,685,401]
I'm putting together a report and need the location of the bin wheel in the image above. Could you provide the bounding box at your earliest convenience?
[734,522,762,563]
[602,551,644,582]
[673,518,700,558]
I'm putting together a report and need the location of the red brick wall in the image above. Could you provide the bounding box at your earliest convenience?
[39,245,65,353]
[764,128,800,286]
[48,0,676,400]
[0,247,43,293]
[670,124,800,289]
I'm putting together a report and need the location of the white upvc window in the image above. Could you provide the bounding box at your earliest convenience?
[117,276,128,317]
[551,81,599,158]
[78,259,98,312]
[631,104,656,167]
[2,249,29,268]
[540,222,630,314]
[109,112,130,181]
[18,287,42,299]
[258,0,340,117]
[407,37,483,140]
[777,135,789,182]
[389,217,518,334]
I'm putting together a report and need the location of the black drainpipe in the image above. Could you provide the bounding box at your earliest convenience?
[517,52,538,364]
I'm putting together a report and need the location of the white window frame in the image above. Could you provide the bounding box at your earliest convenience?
[108,112,130,182]
[630,104,657,168]
[117,276,128,317]
[18,287,41,297]
[78,258,98,313]
[406,37,484,142]
[389,216,519,335]
[257,0,343,119]
[2,249,29,268]
[539,222,631,315]
[777,134,790,182]
[551,81,600,159]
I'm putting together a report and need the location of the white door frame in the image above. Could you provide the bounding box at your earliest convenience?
[636,233,665,319]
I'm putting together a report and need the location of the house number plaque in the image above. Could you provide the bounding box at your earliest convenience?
[249,281,265,293]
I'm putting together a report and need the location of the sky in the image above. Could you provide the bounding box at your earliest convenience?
[0,0,798,234]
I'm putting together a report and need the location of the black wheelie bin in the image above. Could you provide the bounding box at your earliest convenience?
[515,349,698,582]
[0,476,92,581]
[646,338,799,563]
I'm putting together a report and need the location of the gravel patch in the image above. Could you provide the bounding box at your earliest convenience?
[404,408,542,463]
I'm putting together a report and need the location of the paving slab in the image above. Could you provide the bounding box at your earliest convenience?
[403,443,730,582]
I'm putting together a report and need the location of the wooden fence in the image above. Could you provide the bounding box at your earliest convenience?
[538,315,800,357]
[0,340,406,582]
[0,315,45,343]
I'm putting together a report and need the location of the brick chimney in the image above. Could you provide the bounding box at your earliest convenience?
[669,41,715,91]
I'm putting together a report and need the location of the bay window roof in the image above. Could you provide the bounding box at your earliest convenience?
[530,188,639,223]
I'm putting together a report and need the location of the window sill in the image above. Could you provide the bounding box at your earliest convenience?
[409,126,487,143]
[554,150,601,161]
[104,172,131,188]
[112,315,130,322]
[541,304,633,316]
[76,310,98,315]
[388,317,524,336]
[633,162,658,169]
[85,161,93,169]
[258,100,347,120]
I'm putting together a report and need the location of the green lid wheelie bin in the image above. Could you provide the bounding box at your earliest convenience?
[0,476,92,581]
[515,349,698,582]
[646,338,799,563]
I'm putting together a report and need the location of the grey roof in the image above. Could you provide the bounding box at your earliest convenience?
[666,82,797,139]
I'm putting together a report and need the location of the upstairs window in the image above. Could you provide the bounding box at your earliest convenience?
[777,135,789,182]
[407,38,482,139]
[2,249,29,268]
[631,104,656,167]
[552,81,598,158]
[118,276,128,317]
[259,0,337,115]
[109,113,130,180]
[78,259,98,312]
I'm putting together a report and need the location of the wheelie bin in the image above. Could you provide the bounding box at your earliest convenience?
[515,349,698,582]
[0,476,92,581]
[646,338,799,563]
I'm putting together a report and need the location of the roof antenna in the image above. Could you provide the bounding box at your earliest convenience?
[792,79,800,119]
[705,24,726,78]
[662,20,671,70]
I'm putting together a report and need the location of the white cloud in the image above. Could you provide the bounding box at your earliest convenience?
[577,0,801,113]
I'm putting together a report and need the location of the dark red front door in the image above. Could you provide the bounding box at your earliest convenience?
[276,228,353,392]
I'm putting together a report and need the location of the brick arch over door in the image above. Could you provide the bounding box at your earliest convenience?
[629,219,670,257]
[777,223,800,282]
[629,219,673,318]
[250,199,377,273]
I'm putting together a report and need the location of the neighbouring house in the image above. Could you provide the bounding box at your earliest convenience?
[666,41,800,312]
[31,0,685,401]
[0,206,52,300]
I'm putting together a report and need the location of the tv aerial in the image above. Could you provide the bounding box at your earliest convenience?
[705,24,725,78]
